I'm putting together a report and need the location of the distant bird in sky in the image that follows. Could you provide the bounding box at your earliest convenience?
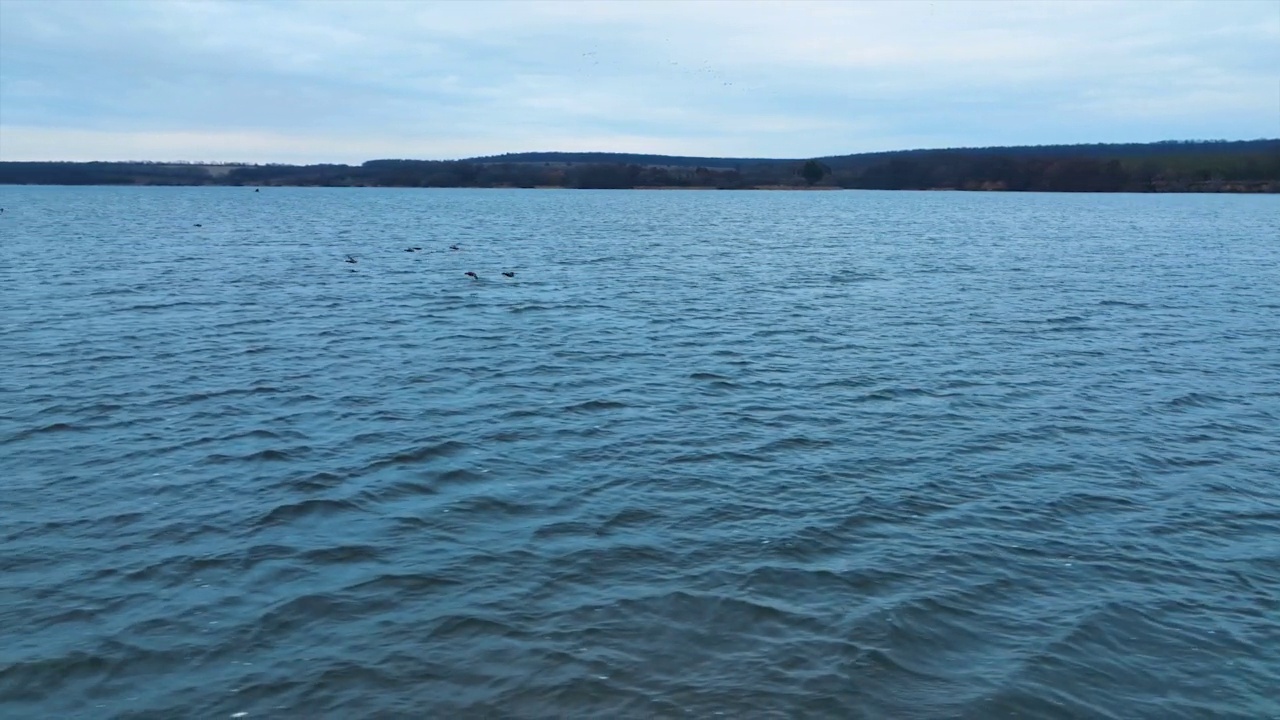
[502,271,515,278]
[345,255,357,264]
[464,271,478,279]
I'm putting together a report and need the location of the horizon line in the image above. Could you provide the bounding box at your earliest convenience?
[2,137,1276,167]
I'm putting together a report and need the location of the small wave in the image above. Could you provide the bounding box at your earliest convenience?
[446,495,531,517]
[601,506,663,529]
[121,300,218,312]
[351,572,463,594]
[249,447,304,461]
[232,428,290,441]
[156,386,284,407]
[243,543,299,566]
[940,378,986,390]
[854,386,938,402]
[1044,492,1140,517]
[256,592,371,633]
[356,478,440,503]
[606,590,822,631]
[104,511,148,529]
[348,427,407,445]
[300,544,382,565]
[365,440,470,471]
[429,468,486,485]
[2,421,77,444]
[284,470,347,492]
[756,436,834,453]
[88,286,143,297]
[749,328,793,338]
[254,498,366,528]
[815,377,875,390]
[689,372,732,381]
[532,520,598,540]
[563,399,628,412]
[201,447,306,464]
[122,551,236,582]
[667,450,765,464]
[829,272,883,283]
[1164,392,1227,409]
[81,355,135,363]
[427,614,520,642]
[1141,453,1224,469]
[480,427,540,443]
[281,393,324,406]
[1098,300,1149,308]
[0,645,171,703]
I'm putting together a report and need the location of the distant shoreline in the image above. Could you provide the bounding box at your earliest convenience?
[1,182,1276,193]
[2,139,1277,192]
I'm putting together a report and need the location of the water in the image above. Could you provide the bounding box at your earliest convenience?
[1,186,1277,719]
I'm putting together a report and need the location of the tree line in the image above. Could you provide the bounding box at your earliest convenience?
[1,140,1275,192]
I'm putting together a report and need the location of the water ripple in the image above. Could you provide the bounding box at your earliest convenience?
[1,187,1278,719]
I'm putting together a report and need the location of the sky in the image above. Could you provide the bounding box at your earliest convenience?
[0,0,1277,163]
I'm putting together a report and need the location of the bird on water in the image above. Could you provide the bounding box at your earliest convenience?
[345,255,358,264]
[502,271,515,278]
[450,244,461,251]
[465,271,478,279]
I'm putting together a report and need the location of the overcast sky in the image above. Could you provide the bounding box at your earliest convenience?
[1,0,1277,163]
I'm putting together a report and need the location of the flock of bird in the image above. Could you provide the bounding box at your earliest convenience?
[0,201,526,285]
[176,207,512,281]
[5,204,518,280]
[342,243,515,281]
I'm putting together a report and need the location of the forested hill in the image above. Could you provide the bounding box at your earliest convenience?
[1,139,1276,192]
[461,139,1278,169]
[459,152,792,169]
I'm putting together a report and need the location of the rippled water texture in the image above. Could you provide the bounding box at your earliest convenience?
[2,187,1278,718]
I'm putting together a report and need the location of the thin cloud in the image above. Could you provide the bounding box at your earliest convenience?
[0,0,1275,162]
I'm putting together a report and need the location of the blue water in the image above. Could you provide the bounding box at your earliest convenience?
[1,186,1278,719]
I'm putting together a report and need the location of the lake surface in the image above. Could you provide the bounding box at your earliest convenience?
[1,186,1277,719]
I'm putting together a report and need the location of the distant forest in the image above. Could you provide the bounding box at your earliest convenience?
[1,139,1276,192]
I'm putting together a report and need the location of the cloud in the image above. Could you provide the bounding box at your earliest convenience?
[1,0,1276,161]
